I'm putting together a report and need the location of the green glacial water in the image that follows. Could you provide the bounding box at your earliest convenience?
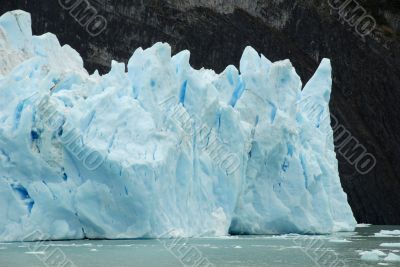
[0,225,399,267]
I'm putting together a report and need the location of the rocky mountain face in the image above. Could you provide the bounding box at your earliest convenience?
[1,0,399,224]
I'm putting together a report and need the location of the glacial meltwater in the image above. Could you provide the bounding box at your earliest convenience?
[1,225,400,267]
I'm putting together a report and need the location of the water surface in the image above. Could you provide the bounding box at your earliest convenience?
[1,226,399,266]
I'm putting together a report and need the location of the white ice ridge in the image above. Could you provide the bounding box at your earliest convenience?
[0,10,356,241]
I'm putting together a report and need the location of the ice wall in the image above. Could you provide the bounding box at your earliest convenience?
[0,10,356,241]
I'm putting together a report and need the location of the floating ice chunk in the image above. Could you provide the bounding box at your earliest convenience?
[360,252,380,262]
[380,243,400,248]
[359,250,386,262]
[384,253,400,262]
[356,224,372,228]
[329,238,351,243]
[375,230,400,237]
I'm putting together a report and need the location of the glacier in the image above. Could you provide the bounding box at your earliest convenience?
[0,10,356,241]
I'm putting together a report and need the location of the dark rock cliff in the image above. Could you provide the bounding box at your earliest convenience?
[1,0,399,224]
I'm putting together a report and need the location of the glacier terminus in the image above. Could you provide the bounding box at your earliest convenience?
[0,10,356,241]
